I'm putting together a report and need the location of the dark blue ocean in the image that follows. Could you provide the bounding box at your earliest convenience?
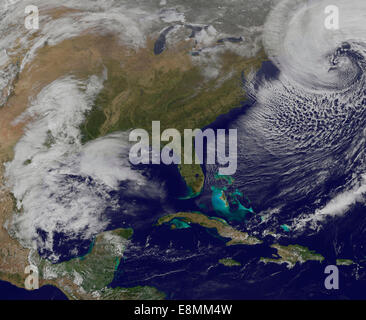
[2,60,366,300]
[0,281,67,300]
[108,60,366,300]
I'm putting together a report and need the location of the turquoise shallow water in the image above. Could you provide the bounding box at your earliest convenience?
[210,185,254,222]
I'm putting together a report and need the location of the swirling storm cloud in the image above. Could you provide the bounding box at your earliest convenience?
[204,0,366,233]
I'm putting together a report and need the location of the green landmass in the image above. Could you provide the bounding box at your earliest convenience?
[260,244,325,269]
[178,163,205,198]
[0,33,268,300]
[156,212,262,246]
[37,228,129,293]
[100,286,166,300]
[113,227,134,240]
[36,227,164,300]
[218,258,241,267]
[79,44,267,197]
[336,259,354,266]
[0,271,23,288]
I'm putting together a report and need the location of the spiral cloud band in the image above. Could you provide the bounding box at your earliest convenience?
[253,0,366,230]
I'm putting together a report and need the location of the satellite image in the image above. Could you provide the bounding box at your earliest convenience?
[0,0,365,303]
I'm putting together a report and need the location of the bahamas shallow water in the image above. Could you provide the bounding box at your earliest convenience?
[7,50,366,298]
[108,59,366,299]
[8,53,366,299]
[3,0,366,299]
